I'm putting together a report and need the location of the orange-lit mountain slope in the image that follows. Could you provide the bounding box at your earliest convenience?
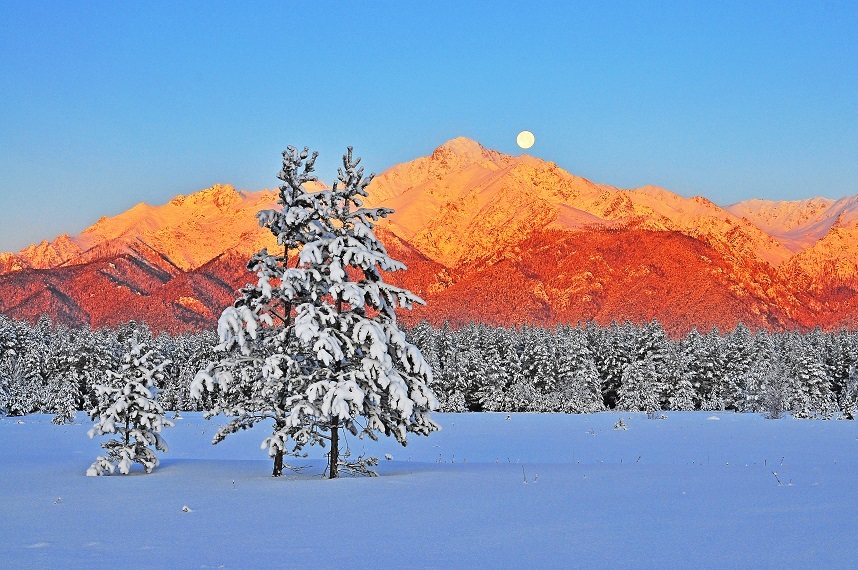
[369,138,793,268]
[1,138,856,334]
[727,196,858,252]
[1,183,335,273]
[401,229,810,335]
[728,195,858,311]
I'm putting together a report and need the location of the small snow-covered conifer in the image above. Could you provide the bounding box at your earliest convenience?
[51,371,81,425]
[86,335,173,476]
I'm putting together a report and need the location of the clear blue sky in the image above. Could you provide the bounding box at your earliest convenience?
[1,1,856,251]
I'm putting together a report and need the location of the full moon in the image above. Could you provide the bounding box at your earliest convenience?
[516,130,535,149]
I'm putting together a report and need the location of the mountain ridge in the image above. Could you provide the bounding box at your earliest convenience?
[2,137,857,334]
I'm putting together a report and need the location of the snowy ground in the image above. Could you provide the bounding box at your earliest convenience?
[1,412,856,568]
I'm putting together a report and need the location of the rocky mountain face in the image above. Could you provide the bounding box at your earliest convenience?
[1,138,856,335]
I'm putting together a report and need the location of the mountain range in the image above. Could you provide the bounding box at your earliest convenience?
[2,137,857,335]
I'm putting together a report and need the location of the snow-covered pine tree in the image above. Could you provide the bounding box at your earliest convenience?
[823,330,855,407]
[191,146,327,477]
[51,369,81,425]
[502,327,525,396]
[180,332,220,412]
[193,146,439,478]
[86,334,173,476]
[154,333,183,412]
[475,326,516,412]
[736,329,777,413]
[407,321,439,380]
[841,361,858,420]
[47,325,82,424]
[159,331,218,413]
[721,323,755,410]
[0,316,20,361]
[0,355,22,416]
[616,355,662,413]
[455,342,489,411]
[0,317,19,416]
[549,327,604,413]
[699,327,727,410]
[0,357,9,416]
[507,378,541,412]
[286,146,440,476]
[16,316,52,415]
[761,357,790,419]
[431,322,469,412]
[785,334,837,419]
[450,323,499,411]
[473,326,510,411]
[680,328,713,409]
[520,326,554,396]
[662,341,696,411]
[589,321,633,409]
[78,327,123,412]
[634,320,669,370]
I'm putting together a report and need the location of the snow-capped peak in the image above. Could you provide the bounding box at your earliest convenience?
[433,136,491,159]
[724,196,855,252]
[369,141,794,267]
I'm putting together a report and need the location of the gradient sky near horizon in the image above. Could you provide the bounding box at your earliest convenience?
[1,1,857,252]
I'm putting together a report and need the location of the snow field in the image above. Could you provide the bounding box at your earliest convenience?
[1,412,856,568]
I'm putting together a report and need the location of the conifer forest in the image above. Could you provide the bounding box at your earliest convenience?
[2,315,856,423]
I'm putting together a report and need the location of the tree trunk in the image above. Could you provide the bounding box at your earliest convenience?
[329,423,339,479]
[329,295,344,480]
[272,418,285,477]
[272,448,284,477]
[284,244,291,328]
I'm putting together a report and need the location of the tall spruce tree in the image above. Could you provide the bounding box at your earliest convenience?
[193,146,439,478]
[841,361,858,419]
[762,356,790,419]
[0,357,9,416]
[663,341,696,410]
[474,326,509,411]
[47,325,81,424]
[823,330,854,406]
[590,321,633,408]
[1,355,27,416]
[617,355,662,412]
[785,334,836,419]
[722,323,755,410]
[551,328,604,413]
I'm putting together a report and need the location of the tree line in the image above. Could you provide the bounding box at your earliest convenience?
[0,315,217,422]
[1,315,856,421]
